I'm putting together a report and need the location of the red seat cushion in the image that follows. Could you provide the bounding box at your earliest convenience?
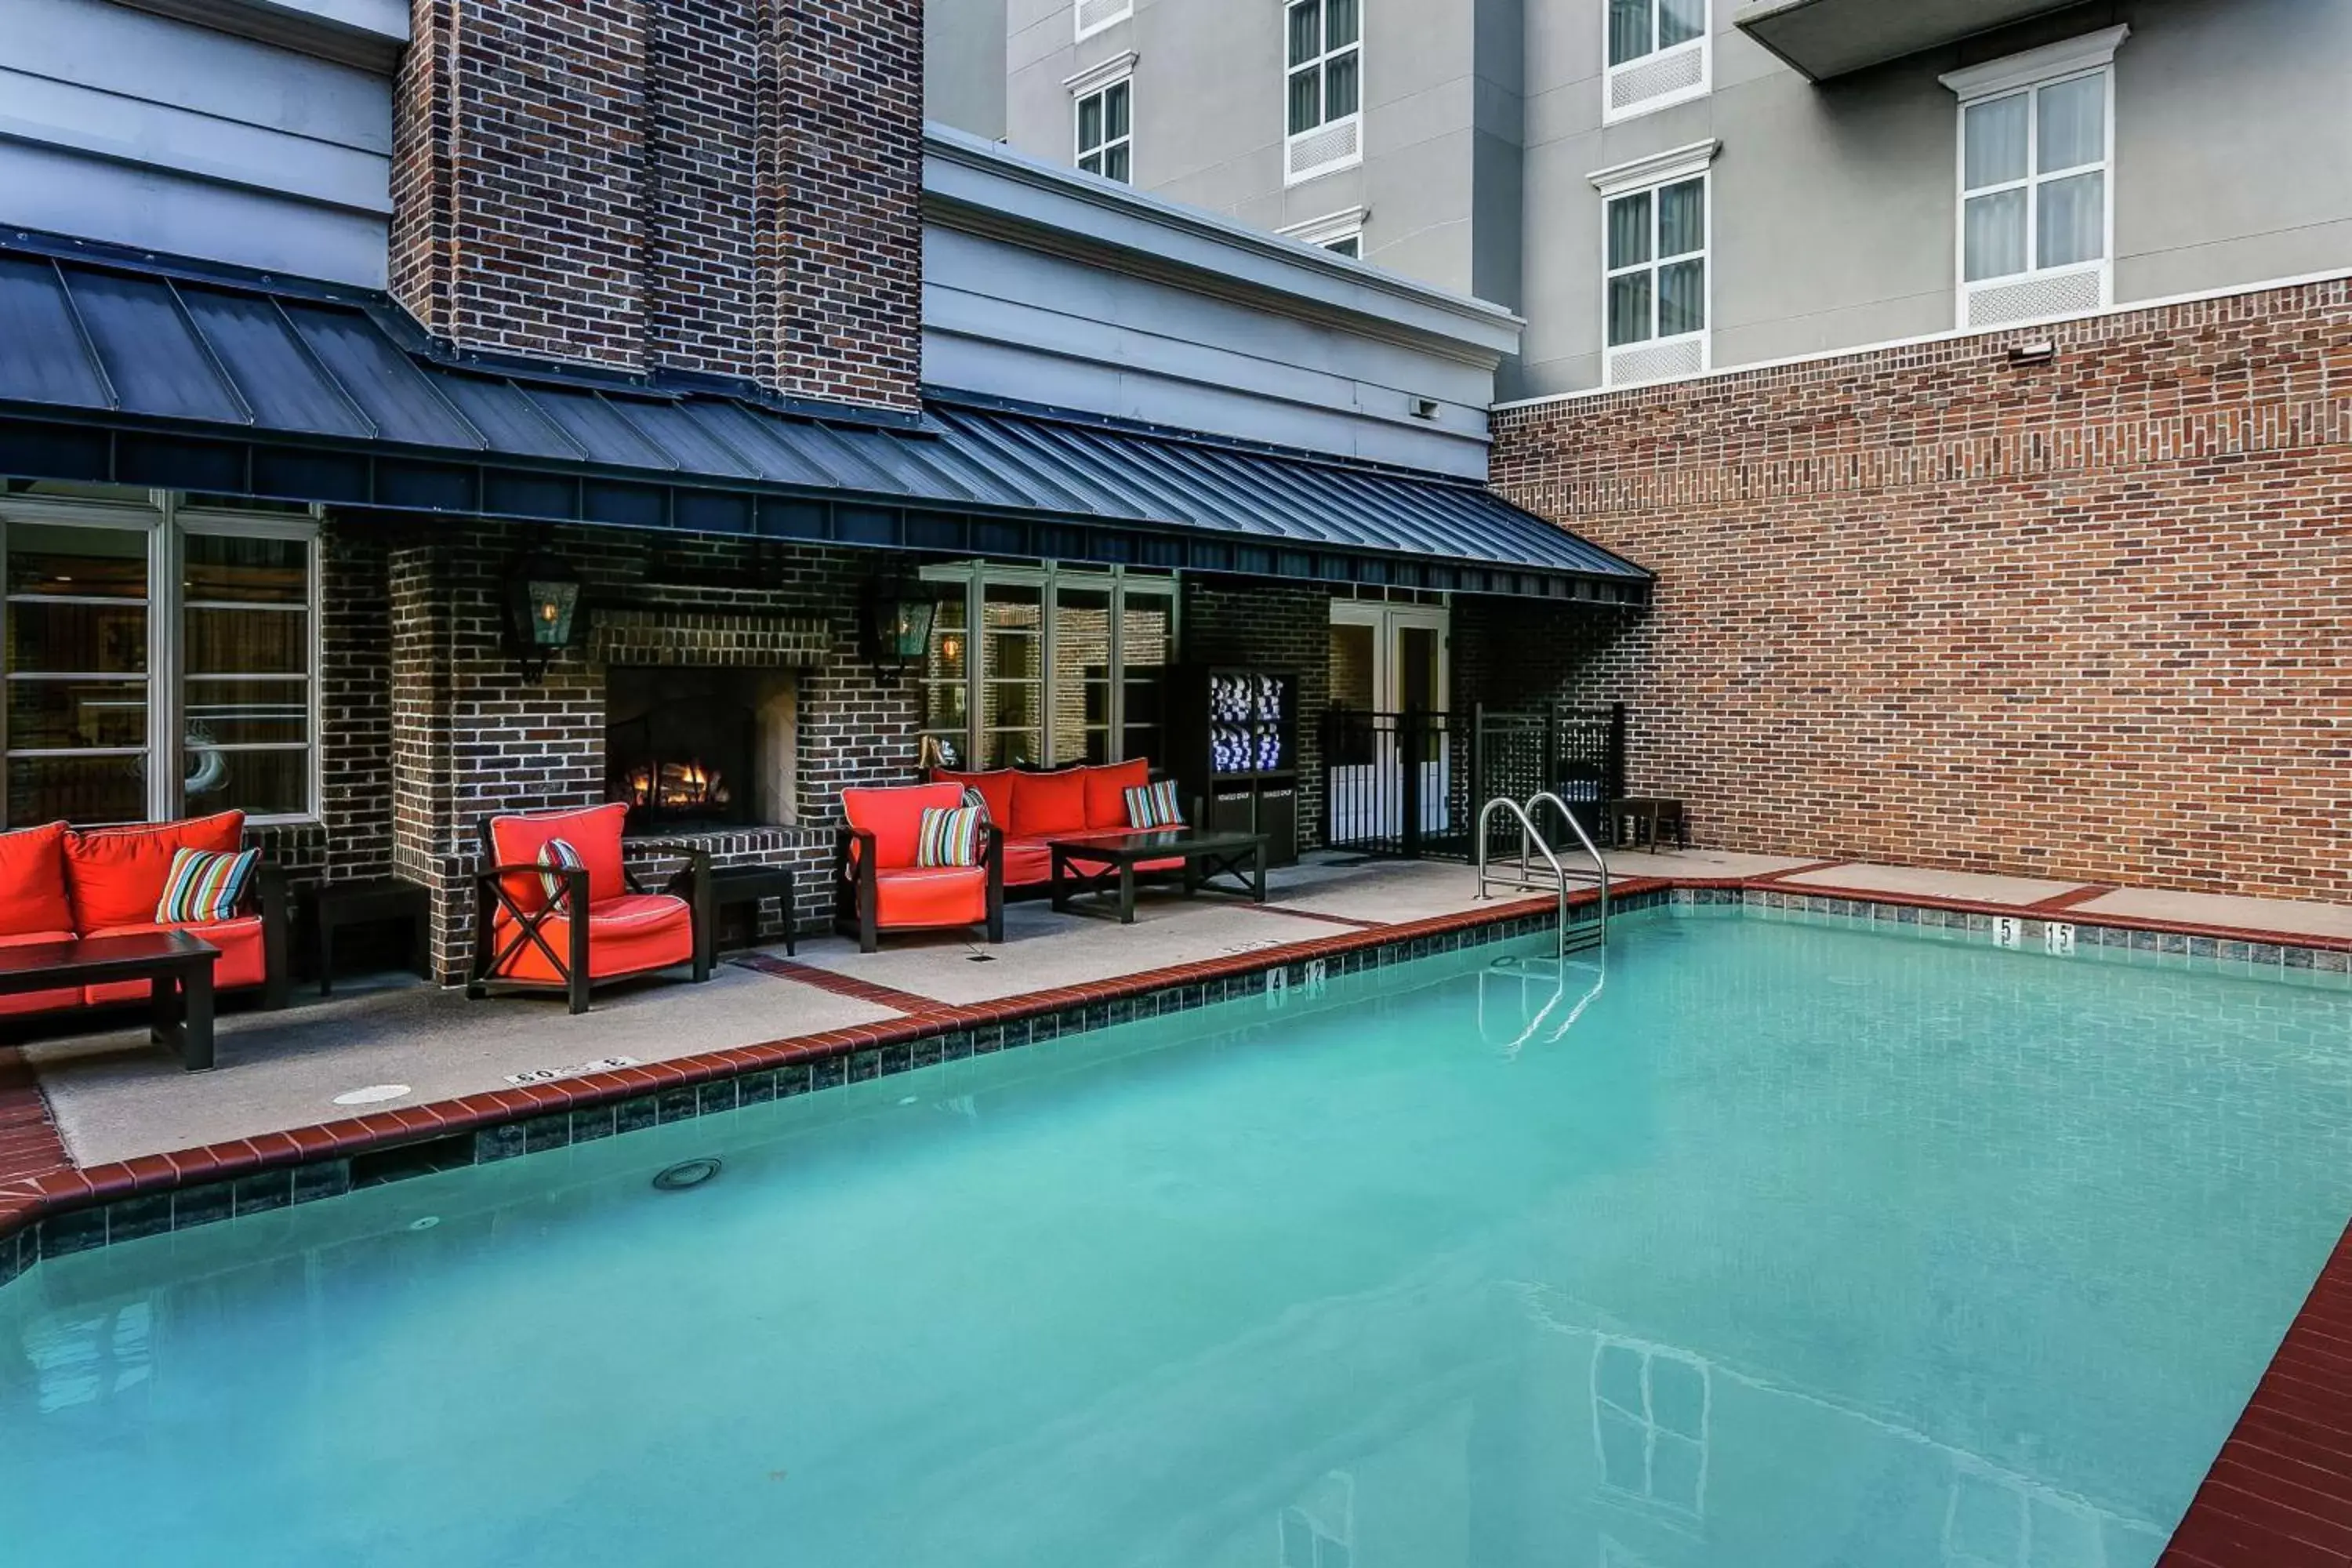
[0,929,80,1016]
[490,893,694,985]
[0,822,74,939]
[843,783,967,870]
[873,866,989,928]
[81,916,267,1005]
[930,768,1017,826]
[64,811,245,931]
[488,803,628,910]
[1010,769,1089,837]
[1002,838,1054,887]
[1083,760,1150,829]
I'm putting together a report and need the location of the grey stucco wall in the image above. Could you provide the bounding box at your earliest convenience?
[1000,0,1517,307]
[0,0,394,287]
[927,0,1010,140]
[985,0,2352,402]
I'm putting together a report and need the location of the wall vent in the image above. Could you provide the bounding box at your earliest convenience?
[1286,118,1360,183]
[1607,336,1705,387]
[1609,46,1704,114]
[1075,0,1131,40]
[1967,269,2102,329]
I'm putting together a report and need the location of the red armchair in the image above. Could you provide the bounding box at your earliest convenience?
[833,782,1004,953]
[466,802,713,1014]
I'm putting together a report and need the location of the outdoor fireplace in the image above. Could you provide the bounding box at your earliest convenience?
[605,666,796,833]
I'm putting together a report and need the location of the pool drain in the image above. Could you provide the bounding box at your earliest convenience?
[653,1157,723,1192]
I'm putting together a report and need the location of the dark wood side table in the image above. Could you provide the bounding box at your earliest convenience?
[313,877,432,996]
[1610,797,1690,851]
[0,932,220,1070]
[709,863,797,955]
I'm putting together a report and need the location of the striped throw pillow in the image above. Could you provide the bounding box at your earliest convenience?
[1123,779,1184,829]
[536,837,586,913]
[960,786,993,822]
[154,846,258,924]
[916,804,982,868]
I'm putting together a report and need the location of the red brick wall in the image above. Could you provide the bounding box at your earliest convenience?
[390,0,921,411]
[1490,278,2352,902]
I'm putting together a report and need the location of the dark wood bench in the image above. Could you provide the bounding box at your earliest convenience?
[0,931,222,1070]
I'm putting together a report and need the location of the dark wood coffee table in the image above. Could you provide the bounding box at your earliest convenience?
[1049,828,1269,925]
[0,931,221,1070]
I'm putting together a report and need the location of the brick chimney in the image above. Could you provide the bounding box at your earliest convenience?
[389,0,923,415]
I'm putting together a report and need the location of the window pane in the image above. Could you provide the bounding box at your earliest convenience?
[183,532,305,604]
[7,523,147,599]
[1962,187,2027,281]
[9,601,147,674]
[185,605,307,676]
[1077,93,1104,152]
[2037,73,2103,172]
[1657,178,1704,257]
[1104,143,1130,183]
[1608,0,1652,66]
[1962,93,2028,190]
[1288,67,1320,134]
[7,753,143,828]
[2038,170,2105,267]
[1658,257,1705,336]
[185,677,307,746]
[1660,0,1704,49]
[183,746,307,818]
[7,678,145,750]
[1052,587,1112,767]
[1105,80,1130,140]
[979,583,1040,768]
[1607,270,1653,347]
[1287,0,1319,67]
[1120,592,1171,764]
[1606,191,1651,270]
[1323,50,1359,120]
[1324,0,1358,50]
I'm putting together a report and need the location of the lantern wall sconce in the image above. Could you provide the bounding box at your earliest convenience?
[862,573,939,677]
[506,551,584,681]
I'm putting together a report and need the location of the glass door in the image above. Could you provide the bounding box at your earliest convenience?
[1326,601,1449,847]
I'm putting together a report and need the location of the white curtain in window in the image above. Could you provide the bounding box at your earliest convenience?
[2038,171,2105,267]
[2037,74,2104,171]
[1962,94,2027,190]
[1964,188,2027,281]
[1660,0,1704,49]
[1607,0,1649,66]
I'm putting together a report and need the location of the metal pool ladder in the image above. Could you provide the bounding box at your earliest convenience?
[1475,791,1610,956]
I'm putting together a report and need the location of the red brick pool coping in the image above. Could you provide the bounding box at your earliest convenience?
[3,865,2349,1567]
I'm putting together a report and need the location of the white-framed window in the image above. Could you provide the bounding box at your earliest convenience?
[1075,76,1133,183]
[1283,0,1361,185]
[0,484,321,827]
[1590,140,1715,388]
[1941,26,2127,330]
[916,562,1178,771]
[1604,0,1708,123]
[1073,0,1131,43]
[1279,205,1368,260]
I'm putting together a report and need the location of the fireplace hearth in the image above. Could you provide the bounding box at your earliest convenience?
[605,666,795,833]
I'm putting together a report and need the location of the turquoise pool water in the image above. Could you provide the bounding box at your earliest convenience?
[5,913,2349,1566]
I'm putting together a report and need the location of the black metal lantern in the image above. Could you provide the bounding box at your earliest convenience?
[506,552,583,680]
[863,574,938,673]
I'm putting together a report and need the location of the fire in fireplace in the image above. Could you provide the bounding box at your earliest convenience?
[605,666,795,832]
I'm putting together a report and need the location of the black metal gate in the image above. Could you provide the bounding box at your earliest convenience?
[1321,702,1625,859]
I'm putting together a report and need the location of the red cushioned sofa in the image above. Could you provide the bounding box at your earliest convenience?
[834,782,1005,953]
[0,811,289,1018]
[466,802,713,1014]
[927,760,1186,890]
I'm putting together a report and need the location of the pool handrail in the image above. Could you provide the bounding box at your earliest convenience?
[1473,793,1610,956]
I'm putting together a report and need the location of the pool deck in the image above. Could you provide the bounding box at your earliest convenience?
[2,846,2349,1566]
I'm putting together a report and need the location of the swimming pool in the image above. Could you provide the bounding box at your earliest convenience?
[4,909,2347,1566]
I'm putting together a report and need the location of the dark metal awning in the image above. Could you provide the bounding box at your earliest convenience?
[0,236,1647,603]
